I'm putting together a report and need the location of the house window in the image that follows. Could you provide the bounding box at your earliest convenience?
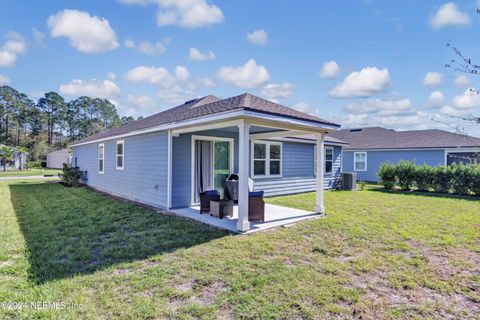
[354,152,367,171]
[314,146,334,175]
[98,143,104,174]
[325,147,333,174]
[252,141,282,177]
[116,140,124,170]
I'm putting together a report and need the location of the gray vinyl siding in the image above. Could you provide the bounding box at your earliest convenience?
[282,142,314,177]
[72,131,168,207]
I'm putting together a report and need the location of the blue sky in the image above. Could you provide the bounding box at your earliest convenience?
[1,0,480,135]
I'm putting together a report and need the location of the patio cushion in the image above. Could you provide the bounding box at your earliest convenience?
[249,191,264,198]
[203,190,219,196]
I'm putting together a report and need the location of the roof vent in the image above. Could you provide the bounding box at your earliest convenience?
[350,128,362,132]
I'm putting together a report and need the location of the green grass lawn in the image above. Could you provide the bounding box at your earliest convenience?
[0,168,62,177]
[0,181,478,319]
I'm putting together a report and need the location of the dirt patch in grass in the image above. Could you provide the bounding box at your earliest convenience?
[348,242,480,319]
[168,280,229,314]
[194,281,228,306]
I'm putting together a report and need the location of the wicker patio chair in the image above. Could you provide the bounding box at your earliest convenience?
[248,191,265,222]
[199,190,220,214]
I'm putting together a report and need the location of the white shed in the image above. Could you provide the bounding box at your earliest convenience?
[46,149,71,168]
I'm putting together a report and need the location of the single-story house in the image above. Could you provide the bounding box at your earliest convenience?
[328,127,480,181]
[47,149,71,169]
[0,145,27,170]
[70,93,345,232]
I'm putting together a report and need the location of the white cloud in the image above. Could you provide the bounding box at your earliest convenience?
[218,59,270,88]
[107,72,116,81]
[320,60,340,79]
[189,47,215,61]
[59,74,120,98]
[292,102,324,117]
[124,66,176,87]
[339,113,371,128]
[124,94,157,118]
[453,74,470,87]
[175,65,190,81]
[0,74,10,85]
[452,88,480,109]
[124,38,167,54]
[47,9,119,54]
[330,67,390,98]
[262,82,294,102]
[197,77,216,88]
[0,31,26,68]
[120,0,223,28]
[128,94,154,108]
[157,85,195,105]
[427,91,444,107]
[336,96,448,131]
[138,41,166,54]
[157,0,224,28]
[124,38,135,48]
[345,98,413,116]
[429,2,470,29]
[423,72,443,88]
[247,29,268,45]
[32,28,46,47]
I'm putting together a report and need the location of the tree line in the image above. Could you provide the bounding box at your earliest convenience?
[0,85,135,161]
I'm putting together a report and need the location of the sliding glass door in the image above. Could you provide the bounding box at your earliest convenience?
[193,137,232,203]
[213,141,230,198]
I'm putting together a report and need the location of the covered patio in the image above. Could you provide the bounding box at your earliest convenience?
[171,203,320,233]
[167,97,339,233]
[170,121,338,233]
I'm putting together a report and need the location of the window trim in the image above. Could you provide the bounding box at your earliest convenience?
[353,151,367,172]
[251,140,283,178]
[98,143,104,174]
[116,140,124,170]
[314,146,334,176]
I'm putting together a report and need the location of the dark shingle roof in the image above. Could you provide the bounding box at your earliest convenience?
[328,127,480,150]
[73,93,339,145]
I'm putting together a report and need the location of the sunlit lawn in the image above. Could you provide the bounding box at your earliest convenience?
[0,180,478,319]
[0,168,61,177]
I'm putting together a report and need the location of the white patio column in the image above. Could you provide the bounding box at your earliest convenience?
[237,121,251,231]
[315,133,326,214]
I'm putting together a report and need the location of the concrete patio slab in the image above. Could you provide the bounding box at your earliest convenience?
[171,203,321,233]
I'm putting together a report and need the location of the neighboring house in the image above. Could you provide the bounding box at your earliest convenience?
[328,127,480,182]
[0,145,27,170]
[47,149,71,168]
[70,93,342,232]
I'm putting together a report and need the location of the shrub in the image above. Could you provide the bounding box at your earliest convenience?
[357,180,366,191]
[415,163,434,192]
[432,166,453,193]
[468,165,480,196]
[59,163,87,187]
[396,160,416,190]
[377,162,396,189]
[450,163,471,195]
[26,160,42,169]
